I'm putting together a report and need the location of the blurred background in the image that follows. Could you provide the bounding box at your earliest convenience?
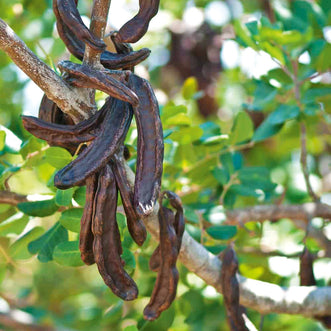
[0,0,330,330]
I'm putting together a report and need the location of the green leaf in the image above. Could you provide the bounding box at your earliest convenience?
[182,77,198,100]
[302,88,331,104]
[59,208,83,233]
[17,199,58,217]
[0,131,6,151]
[230,184,261,197]
[20,137,42,159]
[259,42,285,64]
[45,147,72,169]
[121,248,136,274]
[204,245,227,255]
[165,113,192,126]
[198,135,228,146]
[220,153,234,175]
[73,186,86,206]
[268,105,300,124]
[212,167,230,185]
[230,112,254,144]
[252,120,283,142]
[28,222,68,262]
[233,20,258,50]
[55,188,74,206]
[170,127,203,145]
[0,213,29,236]
[161,104,187,122]
[206,225,237,240]
[184,207,199,224]
[315,43,331,71]
[53,240,84,267]
[9,226,44,259]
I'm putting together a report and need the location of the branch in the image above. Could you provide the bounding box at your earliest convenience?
[0,191,27,205]
[225,203,331,257]
[225,203,331,224]
[0,19,95,123]
[123,165,331,317]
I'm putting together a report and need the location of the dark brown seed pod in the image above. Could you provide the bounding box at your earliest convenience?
[22,97,108,143]
[79,173,98,265]
[115,0,160,44]
[149,206,175,272]
[111,154,147,246]
[300,247,316,286]
[55,0,106,51]
[54,98,133,189]
[220,246,249,331]
[143,204,179,320]
[128,74,164,216]
[164,191,185,254]
[53,0,150,70]
[92,164,138,300]
[22,97,110,153]
[38,94,74,125]
[58,61,138,106]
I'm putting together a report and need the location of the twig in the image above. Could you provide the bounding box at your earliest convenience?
[0,191,27,205]
[0,19,95,123]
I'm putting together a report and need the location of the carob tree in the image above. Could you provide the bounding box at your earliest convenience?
[0,0,330,329]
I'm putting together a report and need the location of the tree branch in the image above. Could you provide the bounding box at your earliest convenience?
[123,165,331,317]
[0,191,27,205]
[225,203,331,224]
[0,19,95,123]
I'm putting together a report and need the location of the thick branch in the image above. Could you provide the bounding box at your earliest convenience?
[225,202,331,257]
[225,203,331,224]
[123,165,331,317]
[0,191,27,205]
[0,19,95,123]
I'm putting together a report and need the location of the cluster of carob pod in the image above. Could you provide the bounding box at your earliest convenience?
[21,0,184,321]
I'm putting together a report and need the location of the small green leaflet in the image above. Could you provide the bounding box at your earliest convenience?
[17,199,58,217]
[53,240,84,267]
[268,105,300,124]
[55,188,75,206]
[59,208,83,233]
[28,222,68,262]
[9,226,44,259]
[0,131,6,151]
[204,245,227,254]
[45,147,72,169]
[73,186,86,206]
[252,120,283,142]
[206,225,237,240]
[0,213,29,236]
[230,111,254,144]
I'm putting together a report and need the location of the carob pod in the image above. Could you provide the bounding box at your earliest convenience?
[149,191,184,272]
[22,97,110,153]
[38,94,74,125]
[53,0,150,70]
[54,97,133,189]
[79,173,98,265]
[115,0,160,44]
[55,0,105,51]
[143,200,179,320]
[92,164,138,300]
[149,206,174,272]
[128,74,164,216]
[111,153,147,246]
[220,246,249,331]
[58,61,138,106]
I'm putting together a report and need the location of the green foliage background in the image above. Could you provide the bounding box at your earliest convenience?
[0,0,330,330]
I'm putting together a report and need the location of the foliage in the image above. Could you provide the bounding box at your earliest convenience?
[0,0,330,330]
